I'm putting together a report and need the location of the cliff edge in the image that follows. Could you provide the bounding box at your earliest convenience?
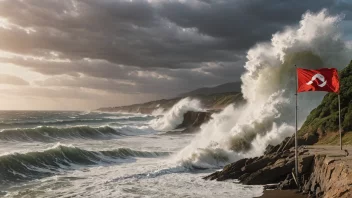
[204,140,352,197]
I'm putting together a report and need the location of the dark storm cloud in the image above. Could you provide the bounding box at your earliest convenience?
[1,0,347,69]
[0,0,238,69]
[0,0,351,98]
[158,0,347,50]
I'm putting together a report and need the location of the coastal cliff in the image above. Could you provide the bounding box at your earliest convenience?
[97,92,243,114]
[204,140,352,197]
[204,61,352,197]
[301,146,352,198]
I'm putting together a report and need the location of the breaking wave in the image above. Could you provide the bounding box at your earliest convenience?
[0,115,153,129]
[0,144,170,184]
[0,126,152,142]
[0,118,114,127]
[176,10,350,168]
[150,98,203,131]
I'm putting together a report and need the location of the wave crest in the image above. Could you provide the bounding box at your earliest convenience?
[0,126,123,142]
[0,144,170,184]
[150,98,203,131]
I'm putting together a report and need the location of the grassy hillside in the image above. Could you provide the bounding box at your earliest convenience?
[299,60,352,145]
[179,82,241,97]
[97,92,244,114]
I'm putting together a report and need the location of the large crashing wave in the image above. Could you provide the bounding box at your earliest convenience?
[176,10,350,168]
[150,98,203,131]
[0,144,170,184]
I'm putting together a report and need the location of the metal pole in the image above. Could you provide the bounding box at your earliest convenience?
[295,65,299,187]
[339,94,342,150]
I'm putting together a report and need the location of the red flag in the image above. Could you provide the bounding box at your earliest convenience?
[297,68,340,93]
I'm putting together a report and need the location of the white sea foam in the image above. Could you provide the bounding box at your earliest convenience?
[150,98,203,131]
[151,107,165,116]
[176,9,350,168]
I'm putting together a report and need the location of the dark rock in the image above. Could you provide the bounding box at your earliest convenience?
[264,144,280,155]
[237,173,250,181]
[276,137,293,153]
[203,171,221,181]
[176,111,212,132]
[245,157,258,166]
[299,155,314,174]
[316,186,323,197]
[241,154,279,173]
[224,158,247,172]
[264,184,278,190]
[203,158,247,181]
[241,158,295,185]
[279,178,297,190]
[219,171,244,181]
[299,132,319,145]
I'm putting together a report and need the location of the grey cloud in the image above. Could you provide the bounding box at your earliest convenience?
[4,0,345,70]
[1,55,243,95]
[0,0,351,103]
[0,86,164,110]
[0,0,238,69]
[0,74,29,85]
[0,0,348,70]
[158,0,346,50]
[35,75,136,94]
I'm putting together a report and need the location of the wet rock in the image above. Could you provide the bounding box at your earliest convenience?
[316,186,323,197]
[203,140,352,198]
[237,173,250,181]
[279,178,297,190]
[175,111,212,133]
[241,155,279,173]
[203,158,247,181]
[299,155,314,174]
[241,158,295,185]
[203,171,221,181]
[264,184,278,190]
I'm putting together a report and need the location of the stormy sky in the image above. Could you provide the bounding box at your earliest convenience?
[0,0,351,110]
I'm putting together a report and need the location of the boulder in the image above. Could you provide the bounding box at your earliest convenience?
[176,111,212,132]
[241,154,279,173]
[241,159,295,185]
[203,158,247,181]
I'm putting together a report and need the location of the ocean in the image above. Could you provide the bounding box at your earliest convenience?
[0,110,263,198]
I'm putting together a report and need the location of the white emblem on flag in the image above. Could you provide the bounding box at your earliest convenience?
[306,73,327,87]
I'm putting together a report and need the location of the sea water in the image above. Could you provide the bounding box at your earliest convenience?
[0,111,262,198]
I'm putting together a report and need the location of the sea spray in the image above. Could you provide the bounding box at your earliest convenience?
[150,98,203,131]
[151,107,165,116]
[176,9,350,168]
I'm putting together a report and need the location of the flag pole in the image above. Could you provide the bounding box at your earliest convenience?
[294,65,299,187]
[339,94,342,150]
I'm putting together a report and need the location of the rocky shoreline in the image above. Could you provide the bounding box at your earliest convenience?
[99,104,352,197]
[204,138,352,198]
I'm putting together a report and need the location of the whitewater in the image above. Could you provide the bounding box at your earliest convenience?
[0,110,262,197]
[0,10,350,198]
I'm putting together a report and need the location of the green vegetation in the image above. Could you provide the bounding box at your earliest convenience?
[97,92,243,113]
[195,92,244,109]
[299,60,352,144]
